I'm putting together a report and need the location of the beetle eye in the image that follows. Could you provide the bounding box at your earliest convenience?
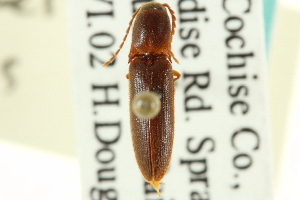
[132,91,161,119]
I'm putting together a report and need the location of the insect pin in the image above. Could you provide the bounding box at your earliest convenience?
[103,2,180,196]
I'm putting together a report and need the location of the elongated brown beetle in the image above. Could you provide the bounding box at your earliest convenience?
[103,2,180,196]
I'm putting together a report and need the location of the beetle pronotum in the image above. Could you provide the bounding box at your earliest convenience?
[103,2,180,196]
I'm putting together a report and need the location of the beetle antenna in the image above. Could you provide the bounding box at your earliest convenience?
[102,7,142,67]
[162,3,179,64]
[162,4,176,37]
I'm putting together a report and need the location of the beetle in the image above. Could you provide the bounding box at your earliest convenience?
[103,2,180,196]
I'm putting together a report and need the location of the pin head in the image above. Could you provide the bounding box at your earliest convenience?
[132,91,161,119]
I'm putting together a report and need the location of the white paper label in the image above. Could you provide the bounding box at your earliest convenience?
[68,0,273,199]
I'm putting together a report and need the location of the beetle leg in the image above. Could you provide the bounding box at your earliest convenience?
[147,181,166,197]
[170,51,179,64]
[147,182,165,187]
[172,70,181,82]
[126,73,130,79]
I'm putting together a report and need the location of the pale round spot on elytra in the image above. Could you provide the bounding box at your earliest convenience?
[132,91,161,119]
